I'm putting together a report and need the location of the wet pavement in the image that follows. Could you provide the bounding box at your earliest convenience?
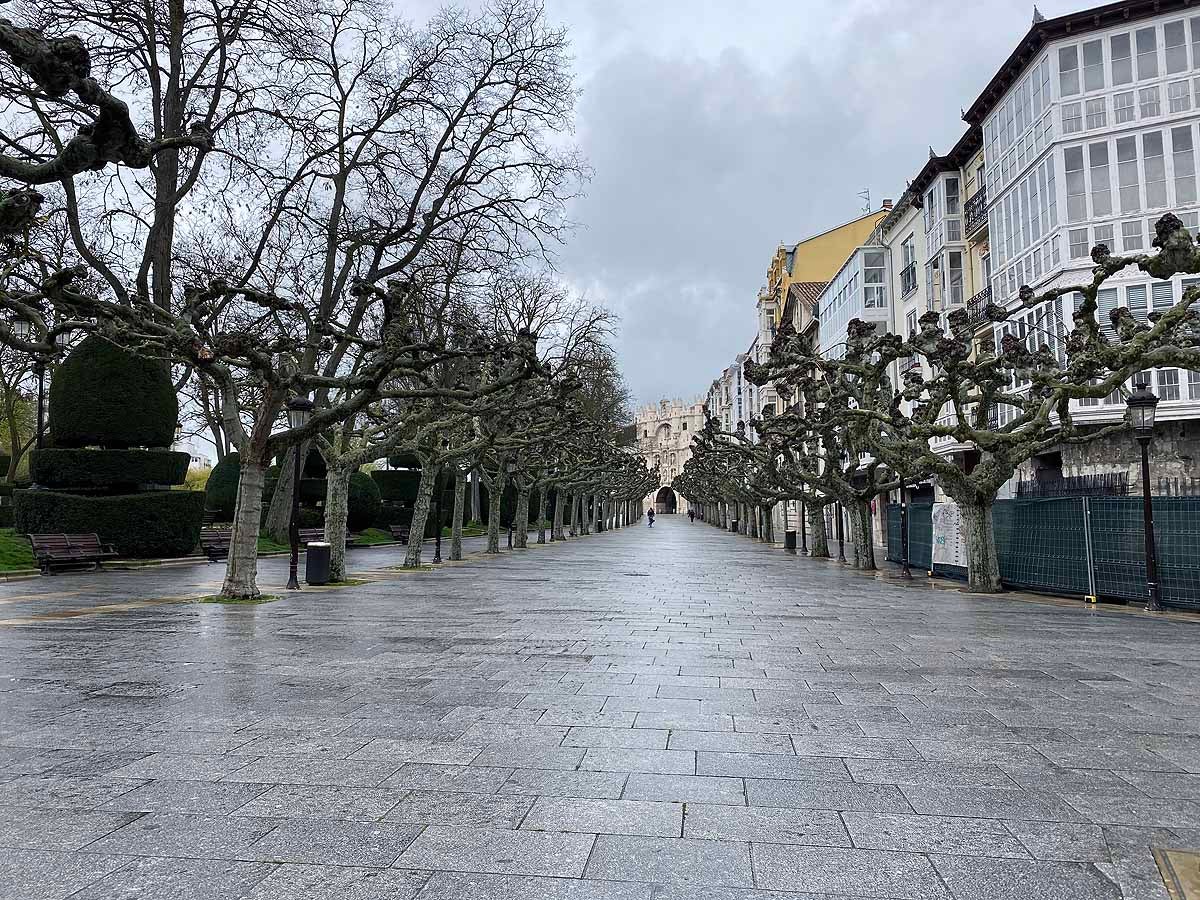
[1,516,1199,899]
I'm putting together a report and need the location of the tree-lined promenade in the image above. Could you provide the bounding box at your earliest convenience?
[0,0,658,598]
[676,214,1200,593]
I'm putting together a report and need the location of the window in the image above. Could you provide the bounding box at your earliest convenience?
[946,251,964,305]
[1085,98,1106,129]
[1111,33,1133,85]
[1139,85,1161,118]
[863,251,886,308]
[1169,80,1192,113]
[1165,21,1189,74]
[681,421,686,430]
[906,309,918,338]
[1098,287,1119,336]
[945,176,960,215]
[1089,143,1112,217]
[1122,219,1145,251]
[1065,145,1087,222]
[1083,39,1105,90]
[1059,45,1080,96]
[1127,284,1148,322]
[1062,102,1082,134]
[1136,27,1159,80]
[1069,228,1090,258]
[1193,18,1200,71]
[1115,91,1136,123]
[1144,132,1167,208]
[1159,368,1181,400]
[1152,281,1174,313]
[1173,126,1197,205]
[1190,369,1200,400]
[1094,224,1114,251]
[1117,136,1141,213]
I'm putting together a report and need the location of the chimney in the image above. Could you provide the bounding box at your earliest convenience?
[882,198,894,210]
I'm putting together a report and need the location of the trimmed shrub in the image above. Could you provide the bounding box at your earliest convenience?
[14,489,205,558]
[298,477,327,505]
[387,452,420,469]
[347,471,381,531]
[31,449,190,490]
[205,452,241,518]
[48,336,178,449]
[371,469,421,503]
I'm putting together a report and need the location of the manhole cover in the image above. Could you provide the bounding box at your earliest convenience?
[1155,847,1200,899]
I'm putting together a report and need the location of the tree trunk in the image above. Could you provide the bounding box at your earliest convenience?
[515,485,530,549]
[221,456,266,599]
[325,465,352,582]
[264,441,302,544]
[450,469,466,561]
[848,499,876,570]
[536,487,547,544]
[486,475,504,553]
[470,470,481,525]
[808,504,830,558]
[552,489,565,541]
[960,498,1002,592]
[403,464,439,568]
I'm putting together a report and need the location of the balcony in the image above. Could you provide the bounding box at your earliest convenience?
[899,262,918,297]
[959,285,992,333]
[964,186,988,237]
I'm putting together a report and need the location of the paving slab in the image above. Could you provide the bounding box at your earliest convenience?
[395,825,595,877]
[1,516,1197,899]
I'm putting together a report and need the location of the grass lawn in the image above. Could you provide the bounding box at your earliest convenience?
[353,528,392,546]
[0,529,36,571]
[256,535,291,554]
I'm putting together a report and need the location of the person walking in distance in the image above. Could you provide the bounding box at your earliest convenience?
[688,509,695,523]
[647,508,655,528]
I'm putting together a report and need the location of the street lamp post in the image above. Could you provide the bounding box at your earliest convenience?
[899,483,912,579]
[799,500,807,555]
[1127,382,1162,612]
[286,395,314,590]
[506,459,517,549]
[835,500,846,563]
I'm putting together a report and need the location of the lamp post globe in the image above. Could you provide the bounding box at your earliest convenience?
[1127,382,1162,611]
[286,395,314,590]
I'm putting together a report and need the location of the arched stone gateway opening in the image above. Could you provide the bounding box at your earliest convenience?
[655,486,677,514]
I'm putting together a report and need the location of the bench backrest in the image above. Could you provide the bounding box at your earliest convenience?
[29,533,106,556]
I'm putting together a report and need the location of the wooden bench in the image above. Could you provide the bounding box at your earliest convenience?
[200,528,232,561]
[28,533,119,574]
[388,525,411,545]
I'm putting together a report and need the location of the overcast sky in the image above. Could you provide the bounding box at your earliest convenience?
[520,0,1085,412]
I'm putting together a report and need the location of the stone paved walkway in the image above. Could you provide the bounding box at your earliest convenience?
[1,516,1199,899]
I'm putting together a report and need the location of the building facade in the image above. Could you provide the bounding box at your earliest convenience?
[633,398,705,514]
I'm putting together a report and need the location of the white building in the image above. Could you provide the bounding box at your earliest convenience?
[967,1,1200,486]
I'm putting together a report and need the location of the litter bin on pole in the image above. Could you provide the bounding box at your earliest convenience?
[305,541,331,586]
[784,530,797,552]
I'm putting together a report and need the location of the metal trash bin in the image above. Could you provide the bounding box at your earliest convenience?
[305,541,331,585]
[784,530,797,551]
[730,520,739,533]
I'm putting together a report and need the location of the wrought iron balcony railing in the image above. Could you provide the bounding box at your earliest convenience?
[964,185,988,236]
[899,262,918,297]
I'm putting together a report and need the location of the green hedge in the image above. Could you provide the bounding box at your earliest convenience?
[348,471,381,531]
[387,452,421,469]
[31,449,190,490]
[371,469,421,502]
[15,489,205,558]
[49,335,178,449]
[205,452,241,518]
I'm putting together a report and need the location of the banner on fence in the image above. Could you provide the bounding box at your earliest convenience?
[932,501,967,569]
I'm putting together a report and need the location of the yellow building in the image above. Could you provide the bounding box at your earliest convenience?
[765,207,891,332]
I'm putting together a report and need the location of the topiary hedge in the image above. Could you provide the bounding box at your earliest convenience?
[205,452,241,518]
[15,489,206,558]
[31,449,190,490]
[387,452,420,469]
[348,470,382,531]
[49,336,178,449]
[371,469,421,503]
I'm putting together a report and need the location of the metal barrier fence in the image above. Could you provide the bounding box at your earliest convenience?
[887,497,1200,610]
